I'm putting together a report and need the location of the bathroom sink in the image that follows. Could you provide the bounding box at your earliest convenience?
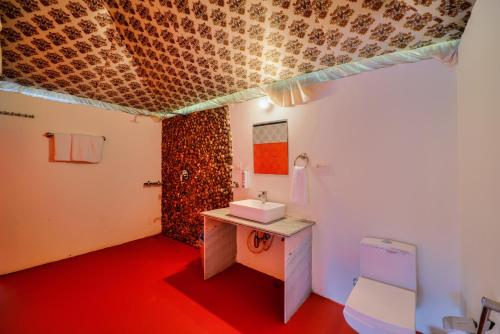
[229,199,286,224]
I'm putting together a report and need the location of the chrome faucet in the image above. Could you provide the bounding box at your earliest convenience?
[257,191,267,203]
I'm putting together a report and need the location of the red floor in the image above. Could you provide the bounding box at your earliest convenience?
[0,235,355,334]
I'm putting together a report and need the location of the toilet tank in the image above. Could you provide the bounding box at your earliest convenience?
[360,238,417,291]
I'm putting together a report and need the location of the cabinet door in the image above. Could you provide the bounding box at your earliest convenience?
[204,218,237,280]
[284,227,312,323]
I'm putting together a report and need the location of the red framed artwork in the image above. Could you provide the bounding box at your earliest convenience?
[253,120,288,175]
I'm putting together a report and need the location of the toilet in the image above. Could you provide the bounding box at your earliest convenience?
[343,238,417,334]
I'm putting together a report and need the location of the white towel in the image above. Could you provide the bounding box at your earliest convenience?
[290,166,308,205]
[53,133,71,161]
[71,134,104,163]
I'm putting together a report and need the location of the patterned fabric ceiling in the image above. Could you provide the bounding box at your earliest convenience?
[1,0,474,115]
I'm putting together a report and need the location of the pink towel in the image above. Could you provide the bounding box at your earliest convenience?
[71,134,104,163]
[53,133,71,161]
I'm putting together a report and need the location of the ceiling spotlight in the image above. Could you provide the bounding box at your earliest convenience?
[258,97,273,111]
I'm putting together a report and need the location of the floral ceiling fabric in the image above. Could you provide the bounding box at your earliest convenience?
[1,0,474,115]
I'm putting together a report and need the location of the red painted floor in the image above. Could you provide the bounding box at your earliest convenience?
[0,235,355,334]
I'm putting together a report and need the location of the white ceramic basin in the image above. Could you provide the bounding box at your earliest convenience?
[229,199,286,224]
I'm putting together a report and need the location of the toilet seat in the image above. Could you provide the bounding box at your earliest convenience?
[343,277,416,334]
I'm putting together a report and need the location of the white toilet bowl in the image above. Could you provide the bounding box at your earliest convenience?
[343,238,417,334]
[343,277,415,334]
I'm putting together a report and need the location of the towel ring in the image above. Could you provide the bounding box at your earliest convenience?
[294,153,309,167]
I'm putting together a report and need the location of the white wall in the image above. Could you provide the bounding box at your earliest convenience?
[457,0,500,330]
[230,59,459,332]
[0,92,162,275]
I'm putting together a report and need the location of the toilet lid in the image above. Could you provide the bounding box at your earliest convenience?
[344,277,416,334]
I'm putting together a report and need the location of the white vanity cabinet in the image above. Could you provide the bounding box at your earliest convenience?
[201,208,314,323]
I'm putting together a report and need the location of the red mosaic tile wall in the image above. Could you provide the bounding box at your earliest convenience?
[161,106,232,246]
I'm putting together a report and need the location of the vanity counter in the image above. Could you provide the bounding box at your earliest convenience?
[201,208,315,237]
[201,207,314,323]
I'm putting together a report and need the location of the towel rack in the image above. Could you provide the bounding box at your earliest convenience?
[294,153,309,167]
[44,132,106,141]
[0,110,35,118]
